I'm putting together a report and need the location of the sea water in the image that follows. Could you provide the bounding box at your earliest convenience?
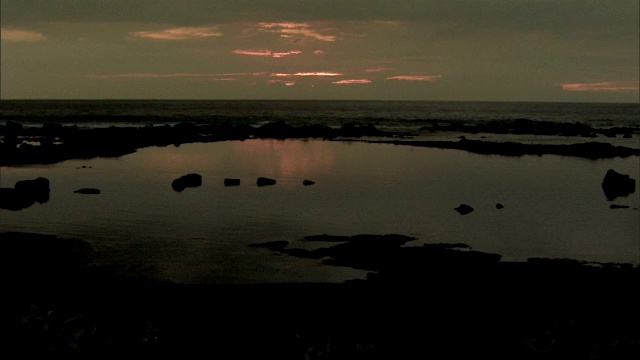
[1,101,639,284]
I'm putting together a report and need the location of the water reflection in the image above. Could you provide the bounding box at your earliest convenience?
[0,139,638,284]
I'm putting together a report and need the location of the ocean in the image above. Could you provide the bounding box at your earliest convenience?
[1,100,639,284]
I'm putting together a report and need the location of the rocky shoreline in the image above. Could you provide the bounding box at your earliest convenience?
[2,231,639,358]
[1,119,639,166]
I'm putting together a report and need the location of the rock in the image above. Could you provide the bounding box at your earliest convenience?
[257,177,276,186]
[74,188,101,194]
[601,169,636,201]
[454,204,474,215]
[172,173,202,192]
[0,177,50,210]
[496,203,504,209]
[224,178,241,186]
[610,204,630,209]
[303,180,315,186]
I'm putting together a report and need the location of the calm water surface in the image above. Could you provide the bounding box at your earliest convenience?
[1,139,638,283]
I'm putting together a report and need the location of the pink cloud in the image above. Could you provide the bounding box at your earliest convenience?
[561,81,639,92]
[130,26,222,40]
[1,28,46,42]
[257,22,337,42]
[314,50,324,55]
[271,72,343,77]
[268,80,296,86]
[332,79,372,85]
[233,49,302,58]
[386,75,442,82]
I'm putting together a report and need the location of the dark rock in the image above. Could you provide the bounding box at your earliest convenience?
[74,188,101,194]
[6,120,23,133]
[496,203,504,209]
[0,177,50,210]
[172,173,202,192]
[14,177,50,204]
[224,178,241,186]
[303,180,315,186]
[454,204,474,215]
[602,169,636,201]
[610,204,630,209]
[257,177,276,186]
[249,241,289,251]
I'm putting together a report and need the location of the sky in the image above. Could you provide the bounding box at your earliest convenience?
[1,0,638,102]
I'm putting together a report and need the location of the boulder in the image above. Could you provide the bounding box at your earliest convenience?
[0,177,50,210]
[74,188,101,194]
[257,177,276,186]
[601,169,636,201]
[172,173,202,192]
[454,204,474,215]
[224,178,241,186]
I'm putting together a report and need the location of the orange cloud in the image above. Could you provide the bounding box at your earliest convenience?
[1,28,46,42]
[271,72,343,77]
[332,79,372,84]
[268,80,296,86]
[258,22,337,42]
[386,75,442,82]
[561,81,639,92]
[233,49,302,58]
[130,26,222,40]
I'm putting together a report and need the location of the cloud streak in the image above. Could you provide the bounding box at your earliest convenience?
[130,26,222,40]
[386,75,442,82]
[1,28,46,42]
[332,79,372,84]
[233,49,302,58]
[561,81,639,92]
[271,72,343,77]
[258,22,337,42]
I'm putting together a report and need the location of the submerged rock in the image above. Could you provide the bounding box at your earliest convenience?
[601,169,636,201]
[172,173,202,192]
[454,204,474,215]
[74,188,101,194]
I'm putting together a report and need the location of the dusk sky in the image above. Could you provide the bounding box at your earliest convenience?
[1,0,638,102]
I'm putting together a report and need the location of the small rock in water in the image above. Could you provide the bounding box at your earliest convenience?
[257,177,276,186]
[496,203,504,209]
[74,188,101,194]
[454,204,474,215]
[172,173,202,192]
[609,204,630,209]
[303,180,315,186]
[224,178,240,186]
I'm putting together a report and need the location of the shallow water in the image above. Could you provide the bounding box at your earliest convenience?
[1,139,638,284]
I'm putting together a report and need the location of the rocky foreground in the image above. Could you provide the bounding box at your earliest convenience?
[2,232,639,358]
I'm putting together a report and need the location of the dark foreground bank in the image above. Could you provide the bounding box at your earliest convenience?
[1,232,639,359]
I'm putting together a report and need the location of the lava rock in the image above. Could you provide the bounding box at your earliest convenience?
[172,173,202,192]
[454,204,474,215]
[602,169,636,200]
[257,177,276,186]
[224,178,241,186]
